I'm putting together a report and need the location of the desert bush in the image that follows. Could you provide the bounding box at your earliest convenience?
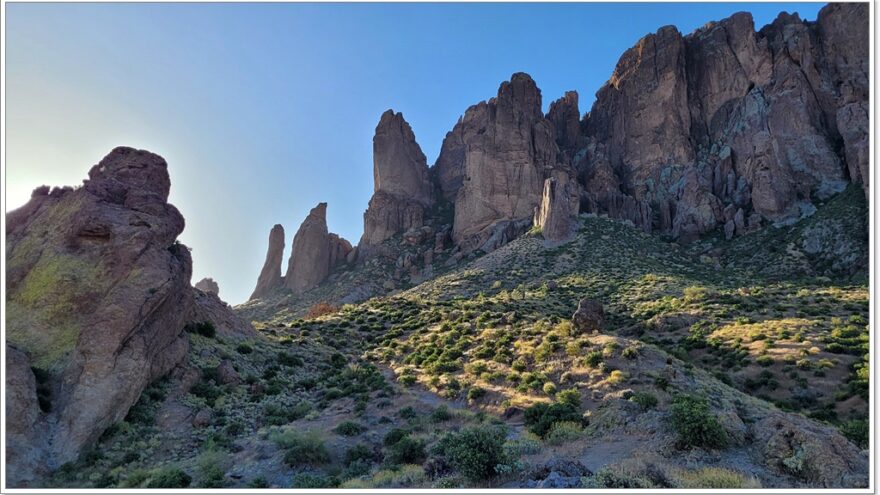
[674,467,760,488]
[524,401,583,437]
[272,429,329,466]
[669,395,728,450]
[545,421,584,445]
[584,351,603,368]
[434,425,510,481]
[582,467,653,488]
[385,435,426,465]
[335,421,366,437]
[306,302,339,319]
[631,391,658,410]
[144,466,191,488]
[840,419,869,448]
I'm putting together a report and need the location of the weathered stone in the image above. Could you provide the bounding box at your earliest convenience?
[435,73,563,252]
[284,203,351,294]
[572,298,605,334]
[192,408,213,428]
[217,360,241,385]
[533,175,578,241]
[5,147,194,476]
[547,90,582,153]
[194,277,219,296]
[361,110,433,247]
[250,224,285,300]
[190,289,257,341]
[6,344,45,487]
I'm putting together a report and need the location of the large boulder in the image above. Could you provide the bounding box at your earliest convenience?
[571,298,605,334]
[250,224,285,300]
[5,147,194,479]
[194,277,220,296]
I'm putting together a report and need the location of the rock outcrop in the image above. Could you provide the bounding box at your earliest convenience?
[533,175,579,241]
[250,224,285,300]
[189,289,257,341]
[360,110,434,253]
[564,3,868,241]
[194,277,220,296]
[5,147,194,483]
[284,203,351,294]
[434,73,572,252]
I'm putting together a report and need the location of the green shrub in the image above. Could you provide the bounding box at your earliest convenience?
[542,382,557,396]
[290,473,338,488]
[335,421,366,437]
[556,388,581,408]
[669,395,728,450]
[675,467,759,488]
[431,405,453,422]
[386,435,426,465]
[236,343,253,354]
[277,351,303,367]
[186,321,216,338]
[274,430,330,466]
[631,391,658,410]
[584,351,603,368]
[467,386,487,401]
[582,467,653,488]
[524,401,583,437]
[145,466,192,488]
[197,450,227,488]
[345,443,378,464]
[383,427,410,447]
[840,419,869,448]
[545,421,584,445]
[435,425,510,481]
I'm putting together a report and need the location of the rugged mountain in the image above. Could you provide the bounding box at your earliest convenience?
[574,3,867,241]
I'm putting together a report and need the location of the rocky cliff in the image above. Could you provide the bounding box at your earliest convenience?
[360,110,435,255]
[574,3,867,241]
[245,3,867,303]
[5,147,195,485]
[250,224,285,299]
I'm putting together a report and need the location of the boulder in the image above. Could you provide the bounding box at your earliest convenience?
[250,224,285,300]
[189,289,257,341]
[572,298,605,334]
[217,360,241,385]
[5,147,194,478]
[194,277,220,296]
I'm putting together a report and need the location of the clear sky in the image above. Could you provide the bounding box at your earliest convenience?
[5,2,825,304]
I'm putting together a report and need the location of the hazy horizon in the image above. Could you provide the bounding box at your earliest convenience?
[5,2,824,304]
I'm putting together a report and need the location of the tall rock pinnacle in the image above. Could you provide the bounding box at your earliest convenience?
[249,224,285,300]
[360,110,434,253]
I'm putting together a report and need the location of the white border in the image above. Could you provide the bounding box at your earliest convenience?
[0,1,875,494]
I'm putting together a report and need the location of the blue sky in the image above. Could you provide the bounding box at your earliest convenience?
[5,2,825,304]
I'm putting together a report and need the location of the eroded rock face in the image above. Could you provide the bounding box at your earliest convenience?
[194,277,220,296]
[250,224,285,300]
[533,174,579,241]
[189,289,257,342]
[284,203,351,294]
[5,147,194,479]
[361,111,434,248]
[434,73,566,252]
[573,4,867,240]
[6,344,44,487]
